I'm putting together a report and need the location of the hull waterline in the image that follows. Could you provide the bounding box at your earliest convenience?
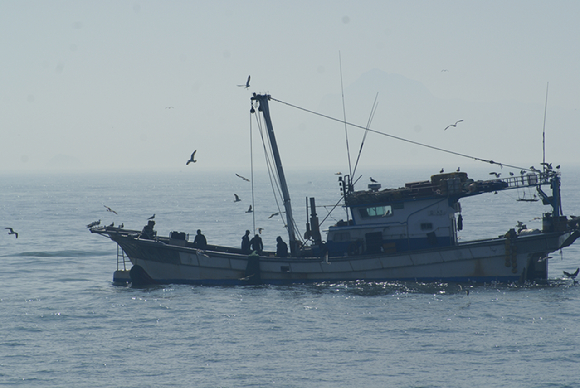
[98,228,579,286]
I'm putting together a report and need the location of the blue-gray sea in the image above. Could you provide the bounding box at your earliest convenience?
[1,166,580,387]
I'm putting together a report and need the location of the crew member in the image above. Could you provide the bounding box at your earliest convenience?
[193,229,207,249]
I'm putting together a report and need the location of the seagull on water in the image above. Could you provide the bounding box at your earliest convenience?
[440,168,444,173]
[563,268,579,282]
[104,205,117,214]
[6,227,18,238]
[234,194,241,202]
[444,120,463,131]
[238,75,250,89]
[186,150,197,165]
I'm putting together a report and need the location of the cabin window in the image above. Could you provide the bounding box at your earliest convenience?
[420,223,433,231]
[333,232,351,242]
[358,205,392,218]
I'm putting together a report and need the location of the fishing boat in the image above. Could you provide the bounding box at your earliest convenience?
[90,93,580,285]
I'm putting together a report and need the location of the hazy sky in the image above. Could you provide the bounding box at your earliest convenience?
[1,1,579,173]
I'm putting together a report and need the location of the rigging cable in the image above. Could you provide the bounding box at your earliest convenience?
[352,92,379,179]
[270,97,531,172]
[318,196,346,227]
[253,109,284,217]
[251,106,305,244]
[542,82,549,171]
[249,104,256,233]
[339,51,353,177]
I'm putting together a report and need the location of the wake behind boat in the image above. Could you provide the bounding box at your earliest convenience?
[90,94,580,286]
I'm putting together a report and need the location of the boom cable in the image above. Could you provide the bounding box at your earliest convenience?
[270,97,532,172]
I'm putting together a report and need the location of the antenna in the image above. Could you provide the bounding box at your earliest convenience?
[339,51,353,177]
[542,82,549,170]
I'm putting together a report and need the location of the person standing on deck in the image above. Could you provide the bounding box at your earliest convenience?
[140,220,156,240]
[276,236,288,257]
[249,234,263,255]
[241,230,251,254]
[193,229,207,249]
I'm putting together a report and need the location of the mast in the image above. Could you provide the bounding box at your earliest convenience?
[251,94,298,255]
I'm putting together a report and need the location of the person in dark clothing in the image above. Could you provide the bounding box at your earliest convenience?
[193,229,207,249]
[249,234,263,255]
[241,230,251,254]
[276,236,288,257]
[140,220,156,239]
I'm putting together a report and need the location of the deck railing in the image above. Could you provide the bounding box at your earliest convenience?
[498,171,552,190]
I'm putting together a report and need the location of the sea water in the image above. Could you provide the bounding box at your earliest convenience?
[1,167,579,387]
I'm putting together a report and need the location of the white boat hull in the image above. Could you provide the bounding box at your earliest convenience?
[105,230,579,285]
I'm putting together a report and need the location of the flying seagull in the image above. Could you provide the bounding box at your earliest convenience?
[234,194,241,202]
[186,150,197,165]
[268,212,279,219]
[5,227,18,238]
[246,205,253,213]
[104,205,117,214]
[563,268,579,281]
[235,173,250,182]
[148,214,156,220]
[370,177,378,183]
[444,120,463,131]
[257,227,264,234]
[489,172,501,178]
[238,75,250,89]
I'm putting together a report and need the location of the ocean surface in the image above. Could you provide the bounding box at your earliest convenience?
[1,166,580,387]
